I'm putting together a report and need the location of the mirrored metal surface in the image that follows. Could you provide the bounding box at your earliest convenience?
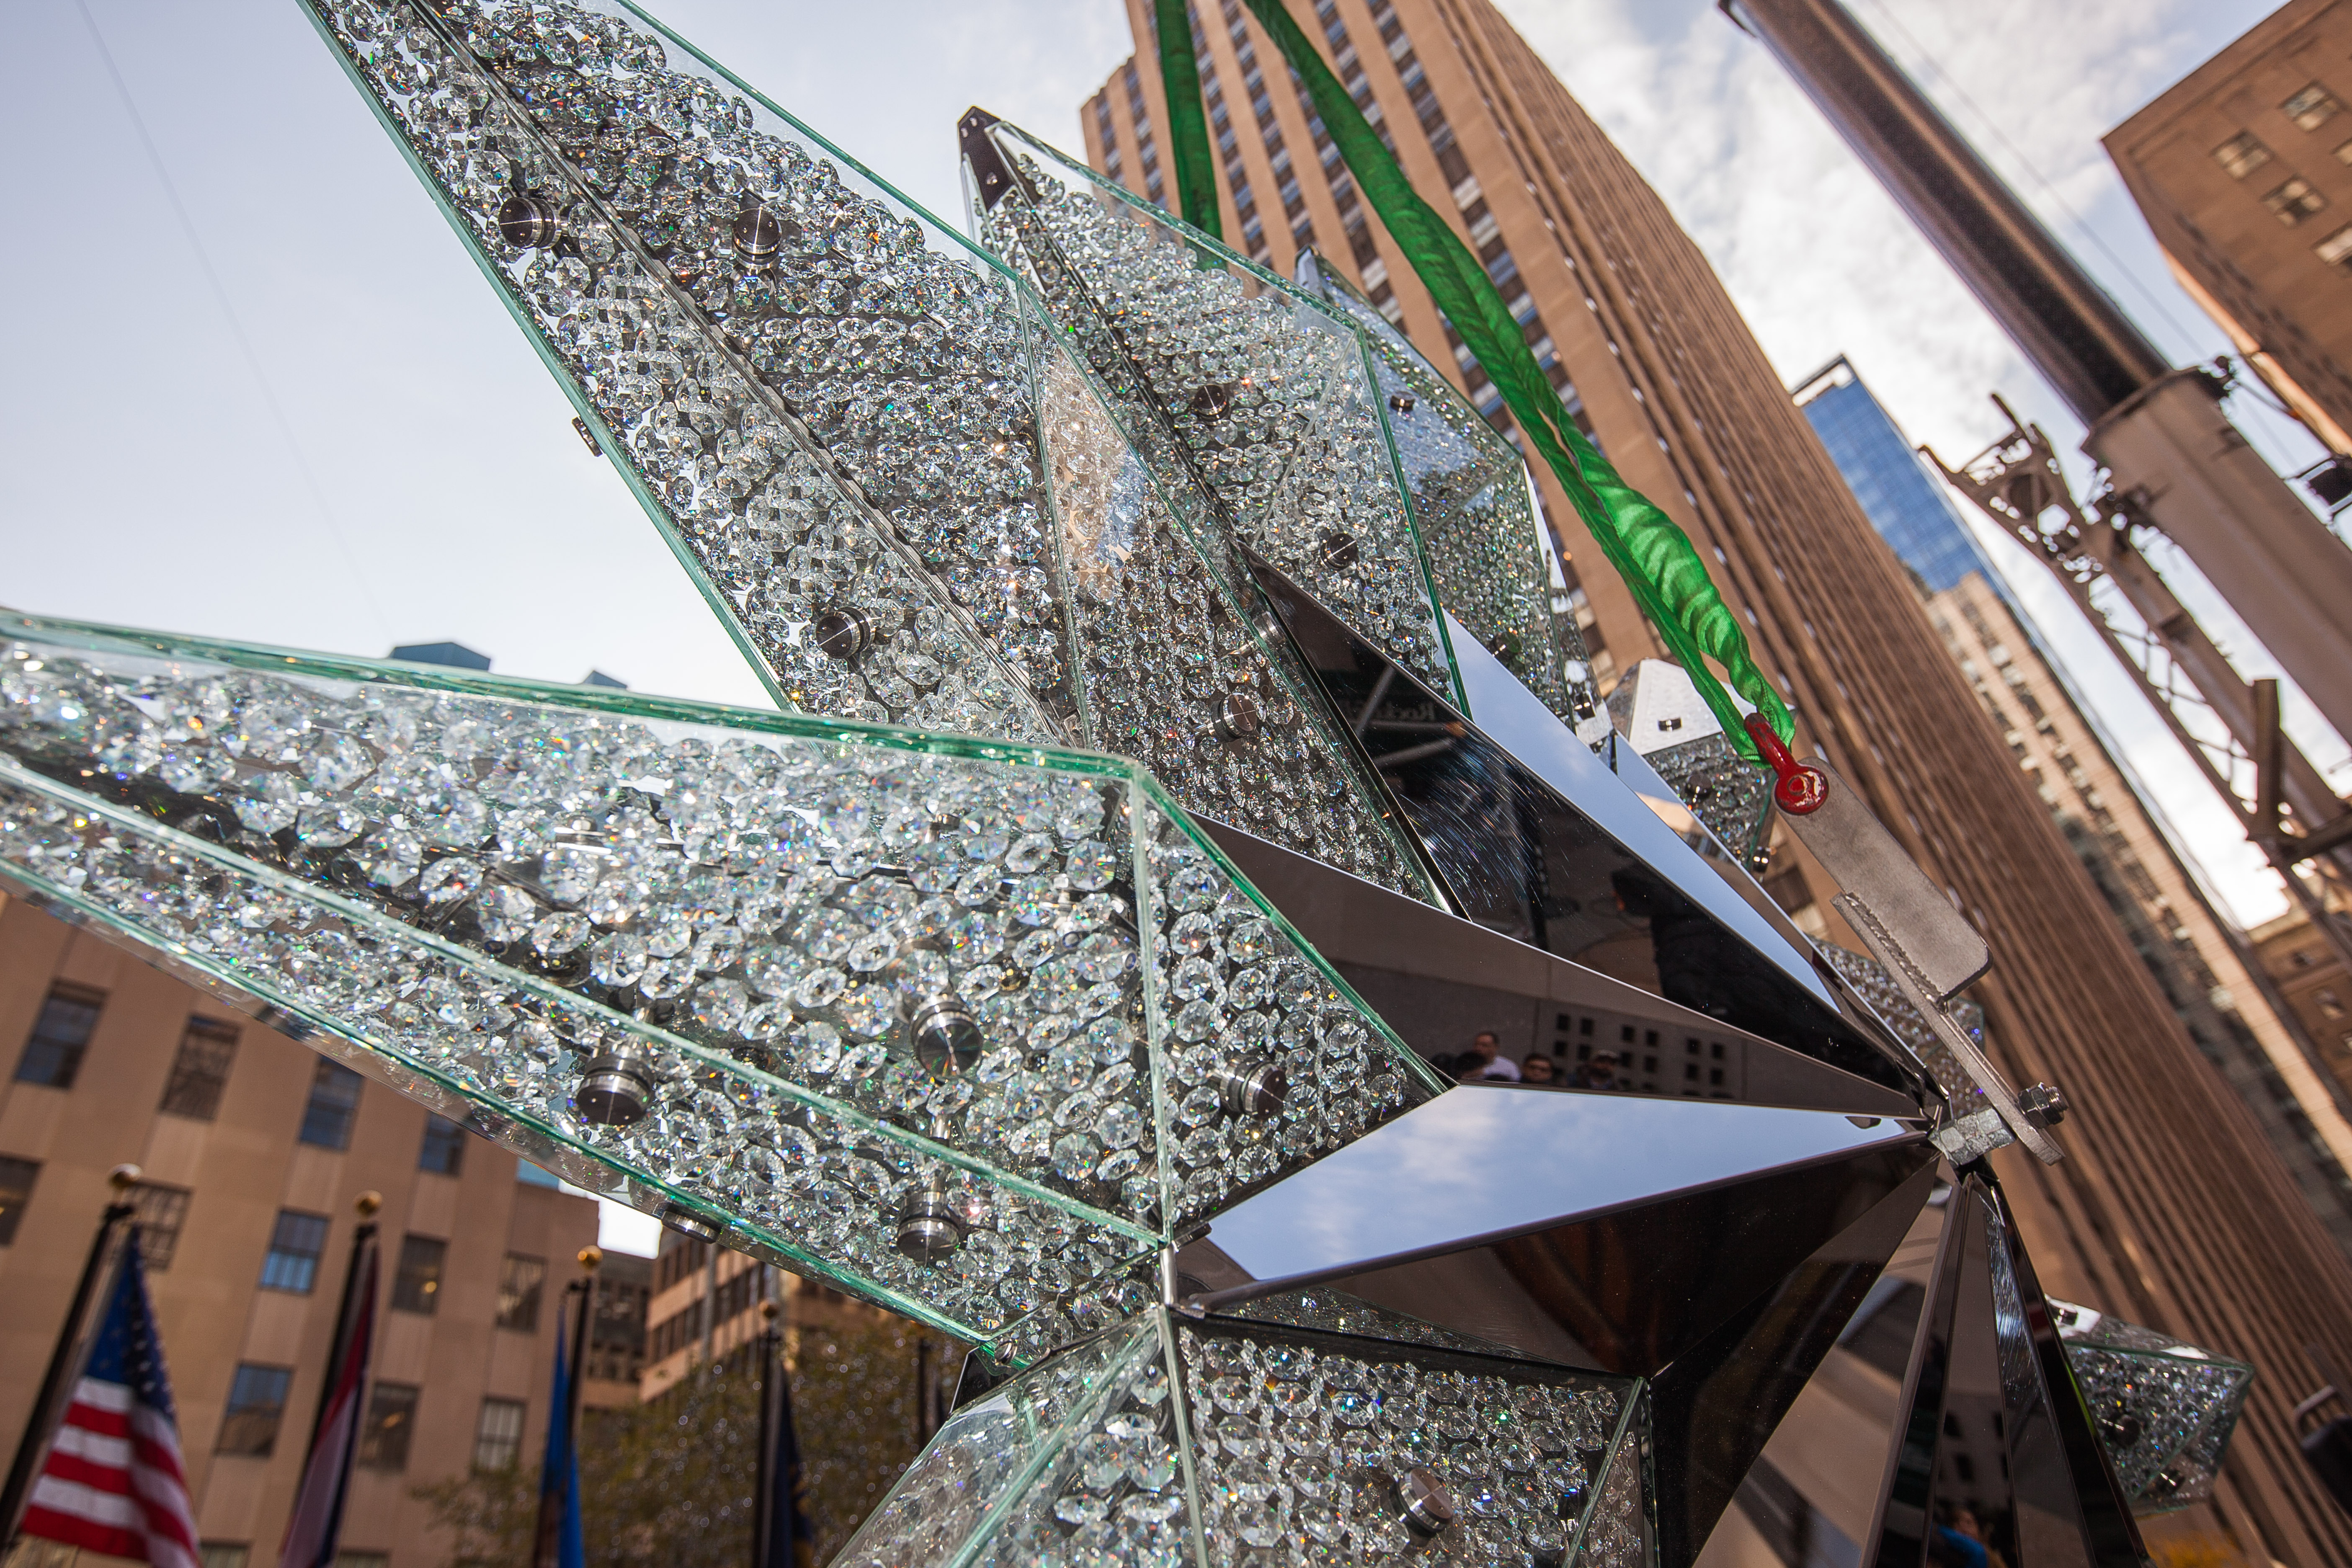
[1200,816,1923,1119]
[1861,1176,2144,1568]
[1200,1084,1933,1372]
[1648,1158,1939,1568]
[1254,557,1920,1093]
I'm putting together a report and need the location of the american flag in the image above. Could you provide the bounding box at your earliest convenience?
[20,1228,199,1568]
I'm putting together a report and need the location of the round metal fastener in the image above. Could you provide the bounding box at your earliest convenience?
[575,1052,652,1126]
[1213,691,1263,742]
[659,1203,719,1242]
[1317,530,1360,570]
[893,1189,964,1263]
[1388,392,1416,414]
[813,605,874,661]
[909,998,983,1078]
[497,192,561,249]
[1191,382,1237,419]
[1399,1467,1457,1536]
[1217,1060,1287,1119]
[732,204,785,263]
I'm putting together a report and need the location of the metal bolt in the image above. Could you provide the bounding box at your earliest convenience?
[732,204,785,264]
[1217,1060,1287,1119]
[894,1186,963,1264]
[1317,530,1360,570]
[496,192,561,249]
[575,1052,653,1126]
[909,997,983,1078]
[2018,1083,2069,1128]
[813,605,874,661]
[1398,1467,1457,1536]
[659,1203,720,1242]
[1388,392,1416,415]
[1213,691,1263,742]
[1191,382,1237,419]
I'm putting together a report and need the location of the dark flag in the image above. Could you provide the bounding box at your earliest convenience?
[761,1351,815,1568]
[18,1231,199,1568]
[277,1221,378,1568]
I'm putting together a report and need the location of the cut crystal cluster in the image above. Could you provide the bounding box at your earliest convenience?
[1817,944,1987,1114]
[0,619,1436,1360]
[835,1310,1652,1568]
[975,126,1456,707]
[2051,1297,2252,1513]
[1295,253,1600,731]
[300,0,1435,902]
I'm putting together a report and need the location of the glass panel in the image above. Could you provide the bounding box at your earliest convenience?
[1297,251,1602,735]
[1029,327,1439,900]
[832,1318,1158,1565]
[974,119,1462,714]
[1173,1314,1638,1568]
[160,1015,241,1120]
[0,613,1425,1359]
[2048,1300,2252,1514]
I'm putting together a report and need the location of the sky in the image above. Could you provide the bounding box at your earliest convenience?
[0,0,2328,1240]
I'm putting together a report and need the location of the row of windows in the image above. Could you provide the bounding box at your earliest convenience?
[184,1546,385,1568]
[2212,82,2352,272]
[218,1363,529,1474]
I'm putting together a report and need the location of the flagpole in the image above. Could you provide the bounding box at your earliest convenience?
[753,1280,779,1568]
[569,1247,599,1444]
[0,1163,141,1547]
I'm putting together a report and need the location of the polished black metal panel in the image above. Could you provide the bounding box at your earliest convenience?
[1200,1084,1935,1372]
[1649,1158,1940,1568]
[1200,816,1923,1119]
[1862,1175,2146,1568]
[1722,0,2168,423]
[1249,552,1919,1093]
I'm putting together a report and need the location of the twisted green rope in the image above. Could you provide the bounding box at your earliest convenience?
[1167,0,1792,760]
[1152,0,1224,242]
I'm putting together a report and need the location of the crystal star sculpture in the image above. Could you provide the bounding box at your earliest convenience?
[0,0,2253,1562]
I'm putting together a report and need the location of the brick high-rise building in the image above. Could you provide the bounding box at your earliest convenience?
[1081,3,2352,1560]
[1793,353,2352,1261]
[2104,0,2352,458]
[0,897,599,1568]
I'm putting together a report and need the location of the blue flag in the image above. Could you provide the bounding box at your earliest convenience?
[532,1328,584,1568]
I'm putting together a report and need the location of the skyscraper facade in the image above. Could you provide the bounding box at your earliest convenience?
[1793,356,2004,596]
[1082,4,2352,1560]
[2104,0,2352,457]
[0,898,599,1568]
[1795,355,2352,1260]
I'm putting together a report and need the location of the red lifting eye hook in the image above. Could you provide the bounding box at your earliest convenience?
[1743,714,1828,815]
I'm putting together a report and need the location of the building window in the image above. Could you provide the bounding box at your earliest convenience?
[159,1016,240,1121]
[2316,224,2352,273]
[299,1059,364,1150]
[199,1546,250,1568]
[260,1210,330,1294]
[217,1364,292,1455]
[474,1398,527,1471]
[497,1253,547,1331]
[132,1183,192,1272]
[2264,175,2327,226]
[2285,83,2341,132]
[2214,132,2273,179]
[0,1157,38,1246]
[418,1114,467,1176]
[392,1234,448,1314]
[17,983,105,1089]
[2321,989,2345,1019]
[333,1555,389,1568]
[358,1382,420,1470]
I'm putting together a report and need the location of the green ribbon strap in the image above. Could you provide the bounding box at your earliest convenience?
[1152,0,1225,242]
[1161,0,1792,761]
